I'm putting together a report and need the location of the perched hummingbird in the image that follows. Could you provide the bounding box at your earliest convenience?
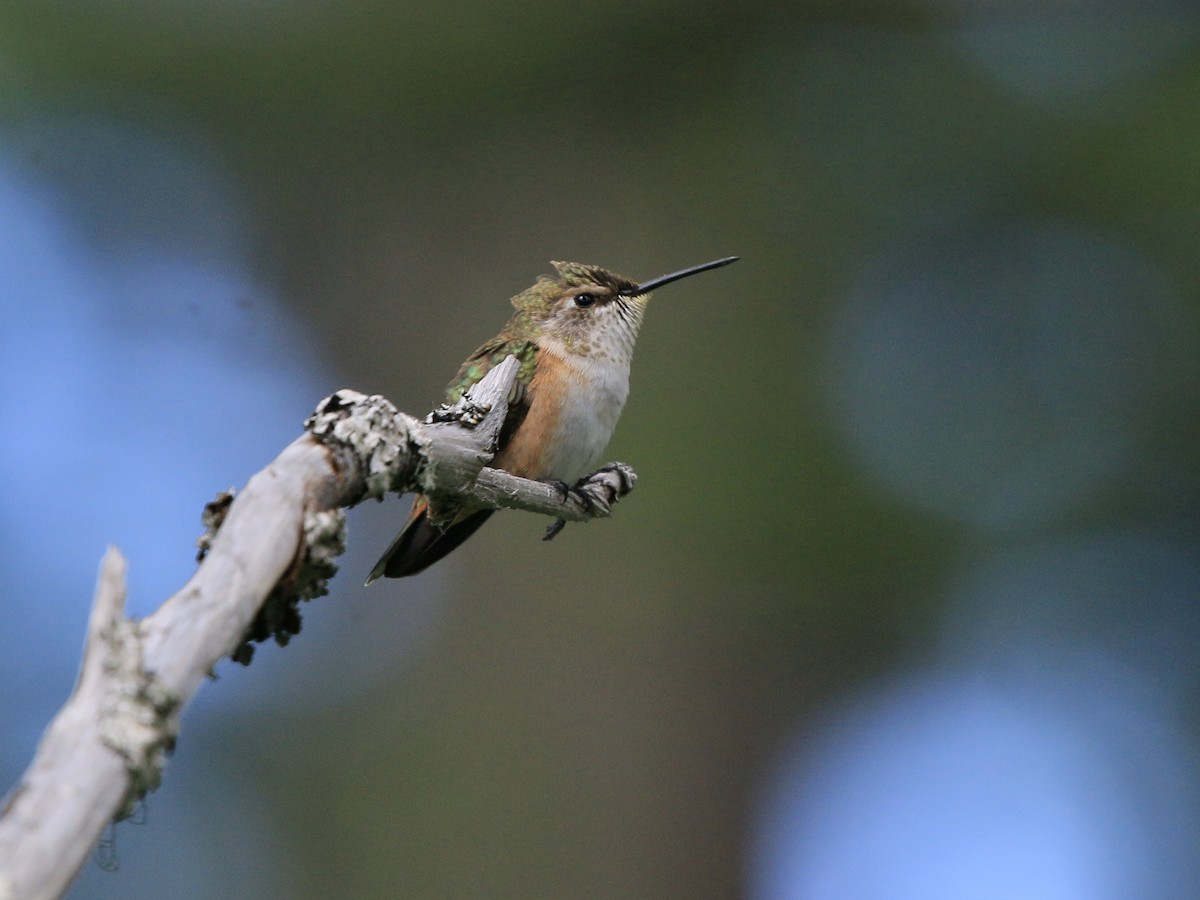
[365,255,739,583]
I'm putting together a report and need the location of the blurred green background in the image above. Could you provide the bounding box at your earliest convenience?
[3,2,1200,898]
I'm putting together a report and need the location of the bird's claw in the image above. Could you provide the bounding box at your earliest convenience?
[541,463,637,541]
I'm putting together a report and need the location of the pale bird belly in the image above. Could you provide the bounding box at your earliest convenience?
[539,383,623,482]
[492,354,629,484]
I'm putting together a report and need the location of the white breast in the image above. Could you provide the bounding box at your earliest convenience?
[543,352,631,483]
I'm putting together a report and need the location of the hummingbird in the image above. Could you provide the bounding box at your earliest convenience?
[365,255,739,583]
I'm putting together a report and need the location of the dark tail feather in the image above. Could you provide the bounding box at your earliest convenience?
[365,504,494,584]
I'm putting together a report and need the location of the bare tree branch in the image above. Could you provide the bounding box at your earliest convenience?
[0,356,636,900]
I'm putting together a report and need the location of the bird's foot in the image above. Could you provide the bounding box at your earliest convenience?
[541,463,637,541]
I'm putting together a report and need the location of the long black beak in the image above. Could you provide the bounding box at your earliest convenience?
[619,256,739,297]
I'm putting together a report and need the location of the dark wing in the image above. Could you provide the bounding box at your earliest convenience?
[365,498,493,582]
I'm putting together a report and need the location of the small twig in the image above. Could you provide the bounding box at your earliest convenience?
[474,462,637,523]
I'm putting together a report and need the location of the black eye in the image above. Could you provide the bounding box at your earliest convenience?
[572,293,596,308]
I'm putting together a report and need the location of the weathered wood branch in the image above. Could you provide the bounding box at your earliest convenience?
[0,357,636,900]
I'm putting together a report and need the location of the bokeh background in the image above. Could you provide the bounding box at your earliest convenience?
[3,1,1200,897]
